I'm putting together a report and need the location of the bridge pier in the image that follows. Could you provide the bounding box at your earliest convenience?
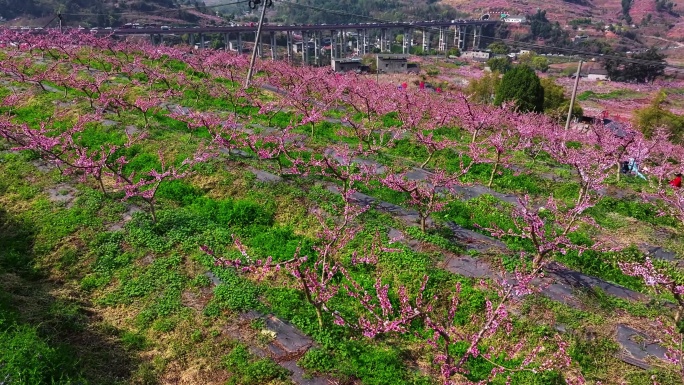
[224,33,229,51]
[473,25,481,50]
[286,31,293,62]
[270,31,276,60]
[422,30,430,53]
[200,33,205,50]
[314,31,320,66]
[341,30,346,57]
[335,30,340,58]
[237,33,243,54]
[258,33,263,59]
[456,26,465,51]
[330,30,339,61]
[303,31,309,65]
[301,31,306,65]
[438,28,446,52]
[402,28,411,54]
[361,29,368,55]
[189,33,194,48]
[356,29,363,55]
[385,30,392,52]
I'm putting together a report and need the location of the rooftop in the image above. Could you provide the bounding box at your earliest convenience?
[581,63,609,75]
[333,58,362,63]
[377,54,410,60]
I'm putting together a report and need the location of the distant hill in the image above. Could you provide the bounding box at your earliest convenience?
[440,0,684,46]
[266,0,469,25]
[263,0,684,53]
[3,0,684,55]
[0,0,224,28]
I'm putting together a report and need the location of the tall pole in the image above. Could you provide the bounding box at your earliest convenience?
[565,60,583,130]
[245,0,268,88]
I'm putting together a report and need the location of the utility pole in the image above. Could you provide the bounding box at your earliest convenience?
[58,13,63,33]
[245,0,268,88]
[565,60,583,130]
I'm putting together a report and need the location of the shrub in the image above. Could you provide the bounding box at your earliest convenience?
[494,65,544,113]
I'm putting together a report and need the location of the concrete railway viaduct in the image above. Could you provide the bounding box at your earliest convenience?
[103,20,499,64]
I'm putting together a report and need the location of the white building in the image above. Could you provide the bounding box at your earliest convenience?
[587,69,609,81]
[504,15,527,23]
[461,51,490,61]
[578,64,610,81]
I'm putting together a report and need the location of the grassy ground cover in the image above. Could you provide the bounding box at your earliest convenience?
[0,37,683,385]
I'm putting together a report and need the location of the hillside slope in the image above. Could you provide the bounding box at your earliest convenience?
[441,0,684,42]
[0,0,224,27]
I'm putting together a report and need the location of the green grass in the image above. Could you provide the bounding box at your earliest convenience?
[577,89,642,101]
[2,44,684,385]
[223,344,290,385]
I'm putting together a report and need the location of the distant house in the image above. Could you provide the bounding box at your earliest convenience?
[376,54,410,73]
[293,42,304,53]
[193,42,211,50]
[461,51,490,61]
[504,15,527,23]
[581,63,610,81]
[331,58,362,72]
[587,69,609,81]
[587,69,610,81]
[228,41,241,52]
[571,63,610,81]
[293,41,314,53]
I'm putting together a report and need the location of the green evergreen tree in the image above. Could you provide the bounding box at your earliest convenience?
[486,56,512,73]
[487,42,509,54]
[494,65,544,112]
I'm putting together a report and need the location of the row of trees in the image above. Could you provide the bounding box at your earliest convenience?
[0,30,683,382]
[486,45,666,85]
[485,51,549,74]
